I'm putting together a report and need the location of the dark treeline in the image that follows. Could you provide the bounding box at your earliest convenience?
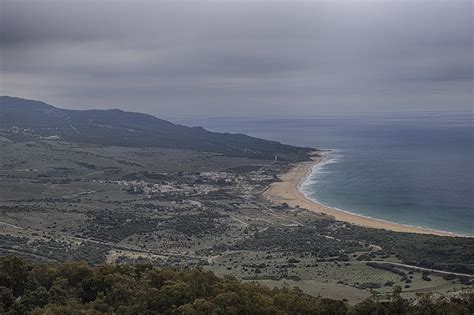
[0,256,472,314]
[0,96,312,161]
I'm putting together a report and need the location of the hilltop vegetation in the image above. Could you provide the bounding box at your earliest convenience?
[0,140,472,304]
[0,96,311,161]
[0,256,472,315]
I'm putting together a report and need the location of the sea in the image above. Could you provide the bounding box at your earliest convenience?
[173,112,474,236]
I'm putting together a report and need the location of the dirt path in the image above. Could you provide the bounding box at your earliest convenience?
[370,260,473,277]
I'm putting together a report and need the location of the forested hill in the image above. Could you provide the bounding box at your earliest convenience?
[0,96,312,161]
[0,256,472,314]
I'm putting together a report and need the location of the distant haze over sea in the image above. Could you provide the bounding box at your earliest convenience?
[175,112,474,235]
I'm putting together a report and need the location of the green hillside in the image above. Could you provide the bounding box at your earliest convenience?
[0,96,312,161]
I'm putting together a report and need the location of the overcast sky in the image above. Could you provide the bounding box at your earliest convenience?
[1,0,472,118]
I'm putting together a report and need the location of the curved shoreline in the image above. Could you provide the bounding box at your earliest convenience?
[263,151,462,237]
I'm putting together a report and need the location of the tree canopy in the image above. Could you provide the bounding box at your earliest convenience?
[0,256,472,314]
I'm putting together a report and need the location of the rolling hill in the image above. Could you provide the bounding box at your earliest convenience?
[0,96,312,161]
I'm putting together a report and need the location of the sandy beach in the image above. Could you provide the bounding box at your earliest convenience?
[263,151,456,237]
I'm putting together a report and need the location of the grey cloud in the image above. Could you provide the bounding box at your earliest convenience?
[1,0,472,117]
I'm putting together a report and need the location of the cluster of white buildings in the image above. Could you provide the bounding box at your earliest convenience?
[90,168,273,198]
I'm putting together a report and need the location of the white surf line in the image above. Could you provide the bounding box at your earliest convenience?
[297,152,468,238]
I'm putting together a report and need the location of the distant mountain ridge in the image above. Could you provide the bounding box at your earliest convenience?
[0,96,312,161]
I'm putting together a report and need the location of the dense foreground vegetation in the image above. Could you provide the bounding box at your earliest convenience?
[0,257,472,314]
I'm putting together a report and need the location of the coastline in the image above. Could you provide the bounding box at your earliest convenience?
[263,151,460,237]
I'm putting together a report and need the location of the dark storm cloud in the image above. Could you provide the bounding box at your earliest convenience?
[1,0,472,117]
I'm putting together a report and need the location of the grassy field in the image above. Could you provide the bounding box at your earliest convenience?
[0,140,472,304]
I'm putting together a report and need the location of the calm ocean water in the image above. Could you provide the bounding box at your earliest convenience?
[174,113,474,235]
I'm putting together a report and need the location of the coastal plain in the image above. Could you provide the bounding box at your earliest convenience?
[0,139,472,304]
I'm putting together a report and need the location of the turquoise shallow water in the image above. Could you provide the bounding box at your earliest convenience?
[174,113,474,235]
